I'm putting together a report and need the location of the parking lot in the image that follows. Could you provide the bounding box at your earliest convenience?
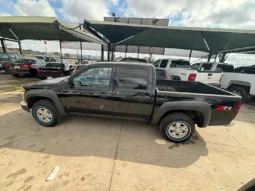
[0,73,255,191]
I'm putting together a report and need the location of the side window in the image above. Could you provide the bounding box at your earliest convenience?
[244,68,255,74]
[153,60,161,67]
[116,67,148,90]
[159,60,168,68]
[200,63,212,71]
[73,67,112,89]
[216,65,234,72]
[191,63,200,70]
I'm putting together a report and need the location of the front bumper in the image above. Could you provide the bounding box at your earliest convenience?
[20,101,30,112]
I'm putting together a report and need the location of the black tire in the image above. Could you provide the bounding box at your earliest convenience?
[228,86,249,102]
[31,100,59,127]
[160,113,195,143]
[12,74,19,77]
[30,69,37,77]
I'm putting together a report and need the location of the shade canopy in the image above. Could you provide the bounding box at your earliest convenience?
[89,21,255,54]
[0,16,106,45]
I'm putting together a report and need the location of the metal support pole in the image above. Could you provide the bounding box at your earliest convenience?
[214,54,218,62]
[1,39,6,53]
[219,52,226,63]
[137,46,140,58]
[80,41,83,62]
[111,44,115,61]
[207,53,212,62]
[101,45,104,61]
[18,41,22,54]
[59,40,63,63]
[125,45,127,58]
[107,44,110,61]
[189,49,193,61]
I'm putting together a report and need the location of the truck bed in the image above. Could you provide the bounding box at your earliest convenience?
[157,80,234,96]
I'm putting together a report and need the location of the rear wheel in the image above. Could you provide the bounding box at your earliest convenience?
[160,113,195,143]
[31,100,59,127]
[228,86,249,102]
[12,74,19,77]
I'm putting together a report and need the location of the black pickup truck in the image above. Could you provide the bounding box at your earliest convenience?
[20,62,242,142]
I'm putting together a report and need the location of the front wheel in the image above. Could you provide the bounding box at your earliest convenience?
[31,100,59,127]
[160,113,195,143]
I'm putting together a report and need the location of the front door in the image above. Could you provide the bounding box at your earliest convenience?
[59,66,114,115]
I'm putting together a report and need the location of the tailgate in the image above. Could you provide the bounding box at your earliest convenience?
[156,69,165,80]
[195,72,222,85]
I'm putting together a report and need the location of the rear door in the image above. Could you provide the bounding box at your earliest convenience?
[112,65,154,120]
[195,63,222,85]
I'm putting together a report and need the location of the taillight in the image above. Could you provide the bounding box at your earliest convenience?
[6,63,11,68]
[21,64,29,68]
[163,71,166,80]
[31,64,35,67]
[73,70,78,73]
[188,73,196,81]
[233,103,241,119]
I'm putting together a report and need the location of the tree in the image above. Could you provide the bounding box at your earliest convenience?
[53,52,60,56]
[64,53,71,58]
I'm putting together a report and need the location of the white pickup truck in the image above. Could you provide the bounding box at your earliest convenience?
[220,66,255,101]
[154,59,233,85]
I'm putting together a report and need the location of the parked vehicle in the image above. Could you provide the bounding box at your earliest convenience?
[154,59,223,85]
[9,58,47,77]
[239,65,255,74]
[234,66,250,73]
[20,62,241,143]
[121,57,147,63]
[220,67,255,101]
[72,65,86,74]
[0,53,23,72]
[191,62,234,73]
[37,62,73,79]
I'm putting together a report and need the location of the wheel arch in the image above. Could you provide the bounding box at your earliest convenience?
[227,81,251,93]
[25,89,66,116]
[151,101,211,127]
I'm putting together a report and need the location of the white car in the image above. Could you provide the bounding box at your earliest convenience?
[220,66,255,101]
[154,59,225,85]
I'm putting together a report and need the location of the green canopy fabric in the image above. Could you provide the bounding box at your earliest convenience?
[89,21,255,54]
[0,16,106,45]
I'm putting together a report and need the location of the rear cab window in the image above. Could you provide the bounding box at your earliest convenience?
[0,54,10,61]
[45,63,64,68]
[170,60,190,68]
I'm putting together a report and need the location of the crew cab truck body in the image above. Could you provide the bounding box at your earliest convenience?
[20,62,242,143]
[220,71,255,102]
[155,60,228,86]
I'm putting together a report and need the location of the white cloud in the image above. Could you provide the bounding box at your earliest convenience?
[60,0,109,22]
[0,13,11,16]
[125,0,255,29]
[13,0,56,17]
